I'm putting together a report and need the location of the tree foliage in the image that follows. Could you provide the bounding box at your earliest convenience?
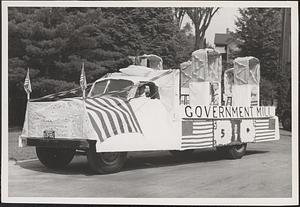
[8,7,194,126]
[235,8,290,112]
[235,8,282,78]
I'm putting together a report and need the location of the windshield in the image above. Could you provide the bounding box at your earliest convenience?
[90,79,134,98]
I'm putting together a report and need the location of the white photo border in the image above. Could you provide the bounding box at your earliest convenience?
[1,1,298,205]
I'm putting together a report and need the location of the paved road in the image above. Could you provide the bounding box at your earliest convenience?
[8,130,292,198]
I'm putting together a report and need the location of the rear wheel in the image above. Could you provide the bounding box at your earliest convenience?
[217,143,247,159]
[227,143,247,159]
[87,145,127,174]
[36,147,75,169]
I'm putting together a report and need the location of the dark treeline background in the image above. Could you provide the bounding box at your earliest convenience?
[8,7,195,126]
[8,7,290,127]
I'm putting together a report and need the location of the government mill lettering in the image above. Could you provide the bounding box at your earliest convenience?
[183,105,276,119]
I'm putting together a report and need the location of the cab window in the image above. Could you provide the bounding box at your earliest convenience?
[90,79,133,98]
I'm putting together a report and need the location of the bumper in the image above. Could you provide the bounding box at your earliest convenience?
[19,137,96,149]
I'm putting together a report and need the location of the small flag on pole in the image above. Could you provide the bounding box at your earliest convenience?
[24,68,32,99]
[80,62,87,98]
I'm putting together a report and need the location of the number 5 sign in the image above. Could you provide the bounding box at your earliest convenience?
[214,119,244,146]
[214,120,232,145]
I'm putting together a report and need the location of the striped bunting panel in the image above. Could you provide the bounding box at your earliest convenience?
[85,97,143,142]
[254,119,276,142]
[181,120,214,150]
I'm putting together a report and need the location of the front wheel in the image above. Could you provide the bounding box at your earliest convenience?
[87,145,127,174]
[36,147,75,169]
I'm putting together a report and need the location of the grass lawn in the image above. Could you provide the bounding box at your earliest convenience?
[8,128,36,161]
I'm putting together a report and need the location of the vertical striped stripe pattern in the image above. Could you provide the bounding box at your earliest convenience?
[181,120,214,150]
[254,119,276,142]
[85,97,142,142]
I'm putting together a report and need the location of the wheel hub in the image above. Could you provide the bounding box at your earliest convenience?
[100,152,119,164]
[234,144,245,152]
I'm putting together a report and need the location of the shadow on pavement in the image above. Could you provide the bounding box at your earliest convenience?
[17,149,269,176]
[122,149,269,172]
[245,150,269,156]
[17,155,94,176]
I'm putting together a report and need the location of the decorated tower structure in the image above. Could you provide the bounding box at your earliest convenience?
[224,56,260,107]
[189,48,222,106]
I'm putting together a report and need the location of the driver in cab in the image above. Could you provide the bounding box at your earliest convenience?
[139,85,151,98]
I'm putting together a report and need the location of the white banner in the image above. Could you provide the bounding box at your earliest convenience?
[181,105,276,119]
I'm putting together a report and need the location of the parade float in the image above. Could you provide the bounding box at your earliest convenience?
[19,50,279,173]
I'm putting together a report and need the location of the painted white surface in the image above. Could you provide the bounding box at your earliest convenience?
[189,82,211,105]
[232,84,252,106]
[96,98,180,152]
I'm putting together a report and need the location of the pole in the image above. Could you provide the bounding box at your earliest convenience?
[82,97,86,139]
[83,89,86,100]
[27,91,30,137]
[24,67,32,137]
[179,67,182,105]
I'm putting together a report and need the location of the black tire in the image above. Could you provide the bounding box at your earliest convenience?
[282,116,291,131]
[36,147,75,169]
[217,143,247,159]
[87,145,127,174]
[169,149,194,159]
[227,143,247,159]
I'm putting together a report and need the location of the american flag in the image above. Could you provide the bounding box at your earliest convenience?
[24,68,32,94]
[181,120,214,150]
[254,118,276,142]
[85,97,143,142]
[80,62,87,91]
